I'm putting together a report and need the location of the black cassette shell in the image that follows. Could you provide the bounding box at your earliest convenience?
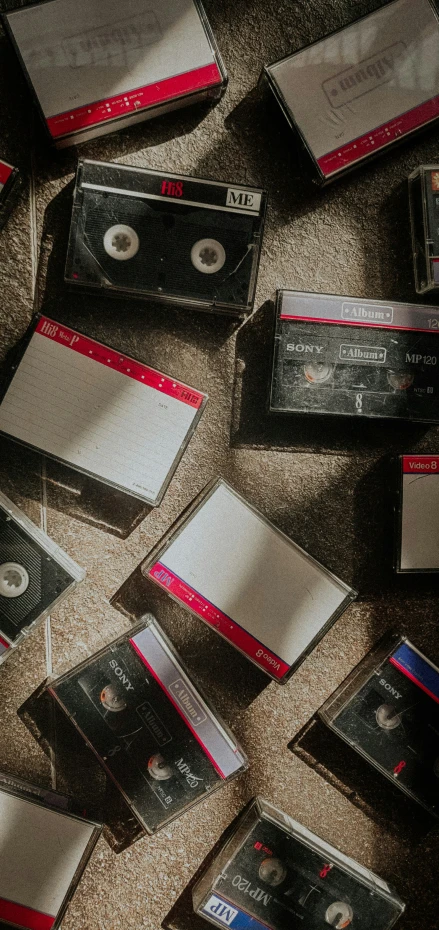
[65,160,267,316]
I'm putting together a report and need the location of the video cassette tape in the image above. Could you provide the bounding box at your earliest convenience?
[192,797,405,930]
[263,0,439,185]
[2,0,226,148]
[0,315,207,505]
[0,160,21,231]
[395,455,439,572]
[409,165,439,295]
[141,478,356,682]
[0,769,100,929]
[48,615,247,838]
[65,160,267,316]
[319,633,439,817]
[0,489,84,667]
[270,290,439,422]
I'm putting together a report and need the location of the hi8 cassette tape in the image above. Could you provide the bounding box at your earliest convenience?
[395,455,439,572]
[48,615,247,839]
[0,770,101,930]
[319,633,439,817]
[141,478,356,682]
[270,290,439,422]
[0,490,84,667]
[65,160,267,316]
[192,797,405,930]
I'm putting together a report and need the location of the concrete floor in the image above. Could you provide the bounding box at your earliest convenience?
[1,0,439,927]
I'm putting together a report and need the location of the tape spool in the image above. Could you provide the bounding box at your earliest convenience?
[103,224,139,261]
[258,857,287,886]
[100,684,127,713]
[148,753,172,781]
[191,238,226,274]
[304,362,333,384]
[387,370,414,390]
[0,562,29,598]
[325,901,353,928]
[375,703,401,730]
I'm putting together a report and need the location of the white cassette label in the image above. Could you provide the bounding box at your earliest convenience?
[226,189,262,213]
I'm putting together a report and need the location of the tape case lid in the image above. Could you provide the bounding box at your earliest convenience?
[0,314,207,506]
[2,0,226,147]
[264,0,439,182]
[65,159,267,316]
[142,478,356,682]
[49,616,247,836]
[0,770,100,930]
[319,633,439,817]
[396,455,439,572]
[193,797,405,930]
[0,489,85,665]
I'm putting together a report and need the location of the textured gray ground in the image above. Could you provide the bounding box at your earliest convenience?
[0,1,439,928]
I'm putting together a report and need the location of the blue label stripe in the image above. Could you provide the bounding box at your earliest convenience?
[391,642,439,702]
[202,896,271,930]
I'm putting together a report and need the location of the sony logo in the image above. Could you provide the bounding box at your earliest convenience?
[286,343,324,354]
[226,188,261,211]
[109,659,134,692]
[379,678,402,701]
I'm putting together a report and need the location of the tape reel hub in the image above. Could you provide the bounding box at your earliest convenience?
[103,224,140,261]
[191,238,226,274]
[0,562,29,598]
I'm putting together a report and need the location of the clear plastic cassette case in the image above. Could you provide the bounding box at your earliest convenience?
[192,797,405,930]
[395,454,439,572]
[0,489,84,667]
[263,0,439,185]
[48,615,247,836]
[270,290,439,422]
[409,165,439,295]
[319,633,439,817]
[0,314,208,506]
[0,160,21,230]
[0,769,101,930]
[2,0,227,147]
[141,478,356,682]
[65,160,267,316]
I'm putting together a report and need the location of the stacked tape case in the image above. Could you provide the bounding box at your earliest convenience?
[0,490,84,666]
[0,770,100,929]
[47,615,247,837]
[409,165,439,295]
[263,0,439,184]
[192,797,405,930]
[65,160,267,316]
[0,315,207,505]
[270,290,439,421]
[319,634,439,817]
[141,478,356,682]
[2,0,227,147]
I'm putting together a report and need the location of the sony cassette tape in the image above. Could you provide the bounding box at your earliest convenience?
[263,0,439,185]
[409,165,439,295]
[192,797,405,930]
[141,478,356,682]
[0,160,21,231]
[270,290,439,422]
[395,455,439,572]
[48,615,247,838]
[0,314,207,505]
[0,770,100,930]
[2,0,226,148]
[65,160,267,316]
[0,490,84,667]
[319,633,439,818]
